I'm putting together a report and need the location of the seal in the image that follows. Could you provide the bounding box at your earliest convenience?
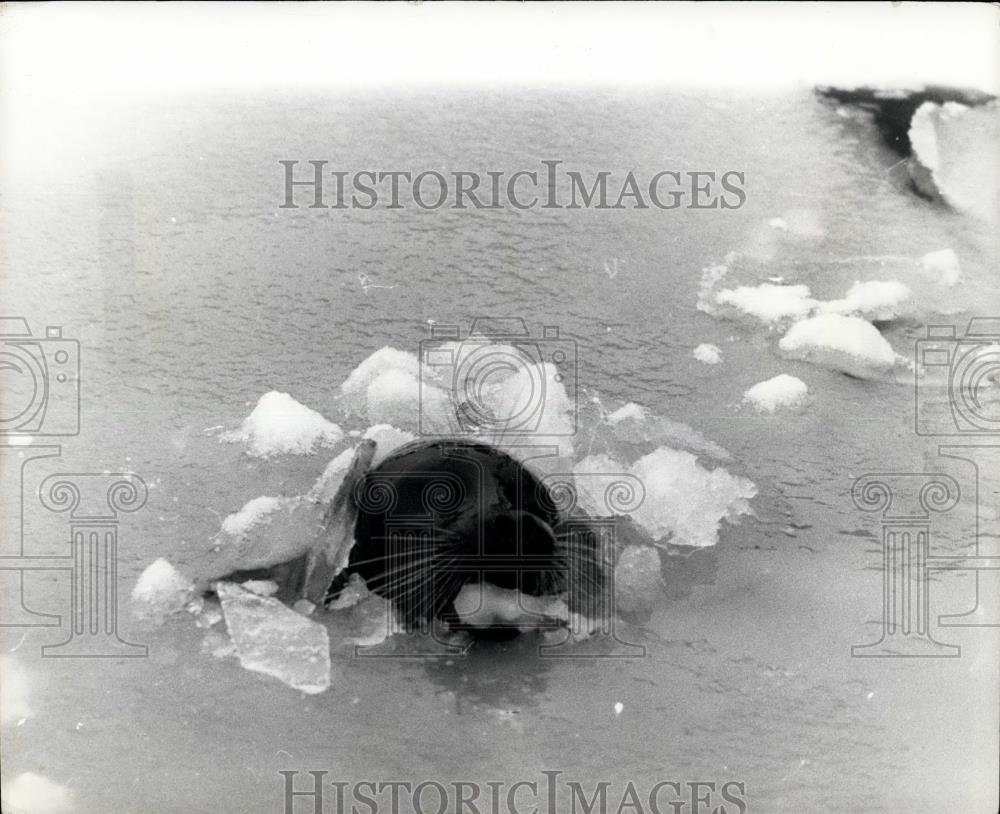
[328,439,608,633]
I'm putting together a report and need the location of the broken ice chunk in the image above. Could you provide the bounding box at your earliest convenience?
[713,282,816,326]
[131,558,196,623]
[363,424,417,466]
[614,545,665,616]
[220,391,343,457]
[816,280,911,322]
[331,593,401,648]
[918,248,962,287]
[743,374,810,413]
[693,343,723,365]
[778,313,899,379]
[327,572,370,610]
[308,446,357,502]
[217,582,331,695]
[203,496,327,580]
[240,580,280,597]
[630,447,756,547]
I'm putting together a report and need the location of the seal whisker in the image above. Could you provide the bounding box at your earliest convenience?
[389,553,465,621]
[373,549,464,598]
[340,439,611,633]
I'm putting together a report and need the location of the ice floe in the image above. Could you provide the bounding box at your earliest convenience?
[714,283,816,326]
[340,345,453,434]
[221,496,289,537]
[700,261,913,328]
[341,341,576,461]
[573,426,738,540]
[596,405,732,462]
[816,280,911,322]
[363,368,422,426]
[909,101,998,223]
[211,496,326,578]
[131,558,196,622]
[340,346,423,404]
[606,402,648,424]
[693,343,723,365]
[334,592,400,648]
[918,248,962,287]
[628,448,756,547]
[614,545,665,616]
[363,424,416,466]
[220,391,343,457]
[308,446,357,502]
[217,581,331,694]
[743,374,810,412]
[240,579,280,597]
[327,572,370,611]
[698,255,915,378]
[779,314,898,379]
[144,336,762,672]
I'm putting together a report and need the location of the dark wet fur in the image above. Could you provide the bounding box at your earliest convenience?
[328,440,608,632]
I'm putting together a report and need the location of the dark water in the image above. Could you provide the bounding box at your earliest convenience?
[1,89,997,813]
